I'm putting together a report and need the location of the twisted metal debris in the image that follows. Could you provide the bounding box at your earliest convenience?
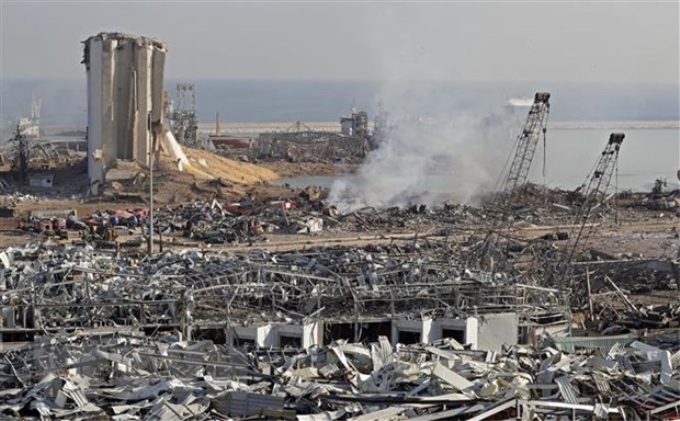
[0,329,678,420]
[0,240,568,334]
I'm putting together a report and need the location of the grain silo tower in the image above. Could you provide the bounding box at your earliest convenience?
[81,32,167,192]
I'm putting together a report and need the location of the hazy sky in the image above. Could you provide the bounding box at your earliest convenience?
[0,1,678,84]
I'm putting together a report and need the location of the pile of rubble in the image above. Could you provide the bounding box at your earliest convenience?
[18,199,576,247]
[0,330,678,420]
[0,179,677,420]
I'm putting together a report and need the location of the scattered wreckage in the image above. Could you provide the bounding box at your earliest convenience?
[0,176,677,419]
[4,179,677,252]
[0,235,677,419]
[0,329,677,420]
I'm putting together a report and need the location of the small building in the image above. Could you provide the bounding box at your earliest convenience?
[28,173,54,189]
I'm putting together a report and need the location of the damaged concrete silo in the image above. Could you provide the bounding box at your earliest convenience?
[82,32,167,193]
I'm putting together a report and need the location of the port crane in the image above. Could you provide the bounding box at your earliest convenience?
[548,133,625,286]
[498,92,551,197]
[472,92,551,272]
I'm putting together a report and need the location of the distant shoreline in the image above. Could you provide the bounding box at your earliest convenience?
[35,119,680,138]
[199,120,680,135]
[200,119,680,131]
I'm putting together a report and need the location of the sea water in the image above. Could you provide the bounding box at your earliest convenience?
[275,127,679,192]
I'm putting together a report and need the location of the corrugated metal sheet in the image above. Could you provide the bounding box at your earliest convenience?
[33,401,52,418]
[213,391,293,419]
[145,398,210,421]
[146,399,182,421]
[407,406,469,421]
[555,376,579,404]
[592,403,610,419]
[62,380,90,408]
[349,406,408,421]
[551,333,638,353]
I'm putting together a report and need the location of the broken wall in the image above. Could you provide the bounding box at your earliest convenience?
[476,312,519,351]
[434,317,479,347]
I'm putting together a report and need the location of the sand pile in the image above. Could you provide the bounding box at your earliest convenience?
[166,148,279,184]
[99,147,285,203]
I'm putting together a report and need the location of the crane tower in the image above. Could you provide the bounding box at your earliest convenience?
[500,92,551,195]
[559,133,624,270]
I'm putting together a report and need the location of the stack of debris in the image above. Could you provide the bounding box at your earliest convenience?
[0,330,678,420]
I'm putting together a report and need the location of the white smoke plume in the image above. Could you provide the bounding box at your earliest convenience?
[327,6,526,212]
[328,82,519,212]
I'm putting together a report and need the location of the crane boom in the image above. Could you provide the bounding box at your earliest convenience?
[560,133,624,269]
[542,133,624,291]
[501,92,551,194]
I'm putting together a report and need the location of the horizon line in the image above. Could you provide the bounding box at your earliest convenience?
[1,77,679,86]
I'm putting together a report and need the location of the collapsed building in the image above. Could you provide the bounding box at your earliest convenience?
[0,240,569,350]
[0,238,677,420]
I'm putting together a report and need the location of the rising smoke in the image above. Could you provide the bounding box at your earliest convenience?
[328,82,520,212]
[327,6,523,212]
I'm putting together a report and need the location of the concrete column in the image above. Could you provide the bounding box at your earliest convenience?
[256,325,271,347]
[113,41,133,160]
[302,320,322,348]
[465,317,479,350]
[476,313,519,352]
[100,39,117,172]
[148,47,166,166]
[421,318,434,344]
[1,307,14,328]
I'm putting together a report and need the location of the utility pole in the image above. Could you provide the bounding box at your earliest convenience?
[148,117,155,256]
[147,151,154,255]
